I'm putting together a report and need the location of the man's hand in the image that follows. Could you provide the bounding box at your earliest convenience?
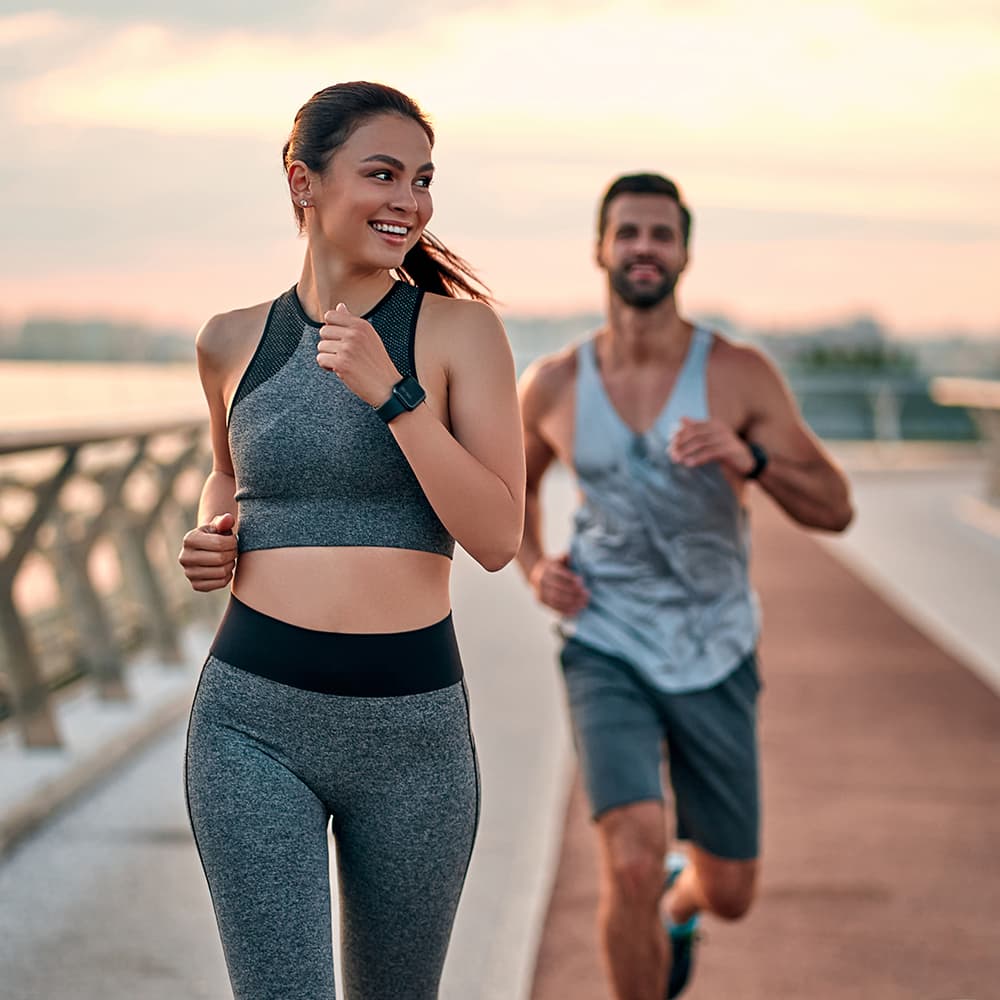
[178,512,237,592]
[669,417,755,476]
[528,553,590,616]
[317,302,402,408]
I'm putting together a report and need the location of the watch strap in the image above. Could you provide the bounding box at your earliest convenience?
[745,441,768,480]
[374,392,407,423]
[374,376,425,424]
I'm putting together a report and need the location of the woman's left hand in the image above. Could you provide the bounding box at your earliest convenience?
[316,303,401,407]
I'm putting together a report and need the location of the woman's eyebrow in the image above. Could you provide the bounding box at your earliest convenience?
[361,154,435,172]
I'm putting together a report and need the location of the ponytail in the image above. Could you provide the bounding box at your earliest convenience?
[398,231,493,303]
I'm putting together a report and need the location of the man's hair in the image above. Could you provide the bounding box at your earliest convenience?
[596,173,692,248]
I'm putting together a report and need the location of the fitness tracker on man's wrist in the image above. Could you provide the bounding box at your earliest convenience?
[744,442,768,480]
[374,376,426,424]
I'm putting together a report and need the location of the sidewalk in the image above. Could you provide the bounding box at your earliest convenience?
[531,491,1000,1000]
[0,472,577,1000]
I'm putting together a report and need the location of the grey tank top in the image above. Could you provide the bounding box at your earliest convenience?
[228,281,454,558]
[566,329,759,692]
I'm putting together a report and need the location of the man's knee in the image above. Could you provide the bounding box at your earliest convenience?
[692,852,758,921]
[597,802,667,904]
[703,881,755,920]
[605,847,663,902]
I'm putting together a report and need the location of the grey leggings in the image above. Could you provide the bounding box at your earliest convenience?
[185,599,480,1000]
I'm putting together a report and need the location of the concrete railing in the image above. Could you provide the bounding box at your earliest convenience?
[784,373,977,442]
[0,417,212,748]
[931,378,1000,503]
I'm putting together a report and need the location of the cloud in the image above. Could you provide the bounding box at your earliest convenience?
[0,122,288,271]
[0,0,611,37]
[697,206,1000,244]
[2,1,999,331]
[1,1,337,34]
[11,2,999,169]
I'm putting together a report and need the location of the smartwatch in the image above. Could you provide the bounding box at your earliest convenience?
[374,375,426,424]
[744,441,768,480]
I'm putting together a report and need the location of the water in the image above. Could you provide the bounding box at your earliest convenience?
[0,361,206,619]
[0,361,204,431]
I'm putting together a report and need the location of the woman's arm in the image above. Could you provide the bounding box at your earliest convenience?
[390,299,526,571]
[178,314,240,591]
[316,297,526,571]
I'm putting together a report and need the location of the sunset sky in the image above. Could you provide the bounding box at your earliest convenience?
[2,1,998,336]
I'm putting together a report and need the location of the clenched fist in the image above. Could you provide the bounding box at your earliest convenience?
[528,553,590,616]
[669,417,755,476]
[316,302,401,407]
[178,512,238,592]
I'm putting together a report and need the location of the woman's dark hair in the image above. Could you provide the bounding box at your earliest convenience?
[283,81,491,302]
[597,173,693,248]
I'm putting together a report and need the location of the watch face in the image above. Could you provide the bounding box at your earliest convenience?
[394,376,426,409]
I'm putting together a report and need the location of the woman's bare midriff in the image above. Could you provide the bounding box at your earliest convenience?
[232,546,452,633]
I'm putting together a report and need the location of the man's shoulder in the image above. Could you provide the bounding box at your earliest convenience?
[519,341,583,405]
[707,331,779,383]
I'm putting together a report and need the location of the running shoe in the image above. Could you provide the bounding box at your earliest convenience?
[662,851,698,999]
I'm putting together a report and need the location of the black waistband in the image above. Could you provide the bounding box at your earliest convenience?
[208,595,463,697]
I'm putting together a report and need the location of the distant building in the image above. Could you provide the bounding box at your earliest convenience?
[2,319,194,364]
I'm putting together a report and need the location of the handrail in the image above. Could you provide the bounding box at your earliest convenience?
[931,377,1000,503]
[931,377,1000,410]
[0,413,206,455]
[0,416,213,747]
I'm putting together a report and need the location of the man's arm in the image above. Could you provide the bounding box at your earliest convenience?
[517,359,590,614]
[671,346,854,532]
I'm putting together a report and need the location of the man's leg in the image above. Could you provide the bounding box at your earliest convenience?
[662,651,763,921]
[596,801,669,1000]
[664,845,758,924]
[559,639,672,1000]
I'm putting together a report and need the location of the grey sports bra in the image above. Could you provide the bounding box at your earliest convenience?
[227,281,454,558]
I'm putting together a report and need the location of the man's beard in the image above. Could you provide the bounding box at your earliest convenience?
[609,263,679,310]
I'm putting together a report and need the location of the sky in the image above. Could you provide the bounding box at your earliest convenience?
[2,1,998,336]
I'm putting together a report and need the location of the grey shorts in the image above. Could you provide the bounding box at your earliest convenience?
[560,638,761,860]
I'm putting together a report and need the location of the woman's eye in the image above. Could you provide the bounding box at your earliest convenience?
[415,176,433,188]
[371,170,392,181]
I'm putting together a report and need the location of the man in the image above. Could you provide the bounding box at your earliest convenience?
[516,174,853,1000]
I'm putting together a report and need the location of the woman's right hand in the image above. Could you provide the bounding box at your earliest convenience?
[178,513,238,592]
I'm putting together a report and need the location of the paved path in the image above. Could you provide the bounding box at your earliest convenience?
[821,457,1000,695]
[531,493,1000,1000]
[0,472,576,1000]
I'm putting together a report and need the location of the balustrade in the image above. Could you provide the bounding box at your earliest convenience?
[0,418,213,748]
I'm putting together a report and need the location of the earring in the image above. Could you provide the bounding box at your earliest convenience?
[299,199,309,207]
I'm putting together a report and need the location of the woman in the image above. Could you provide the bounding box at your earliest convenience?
[178,81,525,1000]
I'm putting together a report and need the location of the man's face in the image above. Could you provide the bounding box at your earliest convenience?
[596,193,688,310]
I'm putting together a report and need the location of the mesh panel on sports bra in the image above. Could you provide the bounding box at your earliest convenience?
[370,281,421,377]
[230,282,421,419]
[229,298,302,417]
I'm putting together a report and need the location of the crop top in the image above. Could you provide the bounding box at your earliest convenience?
[227,281,454,558]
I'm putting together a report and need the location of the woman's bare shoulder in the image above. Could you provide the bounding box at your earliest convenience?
[418,292,503,336]
[415,292,511,373]
[196,299,273,373]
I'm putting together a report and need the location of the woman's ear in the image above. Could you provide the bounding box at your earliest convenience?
[287,161,313,206]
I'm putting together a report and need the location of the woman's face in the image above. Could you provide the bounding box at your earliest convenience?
[308,113,434,269]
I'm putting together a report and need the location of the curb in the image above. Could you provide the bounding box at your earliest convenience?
[0,686,195,857]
